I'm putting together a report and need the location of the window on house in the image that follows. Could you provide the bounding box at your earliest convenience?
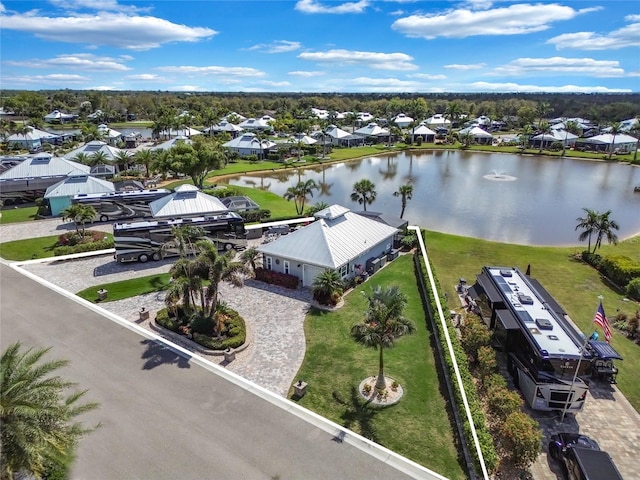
[339,264,348,278]
[266,256,272,270]
[284,260,290,275]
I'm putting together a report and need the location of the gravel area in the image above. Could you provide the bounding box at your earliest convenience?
[0,217,112,242]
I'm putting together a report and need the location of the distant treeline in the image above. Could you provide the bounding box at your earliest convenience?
[1,90,639,125]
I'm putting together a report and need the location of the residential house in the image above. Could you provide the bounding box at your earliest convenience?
[410,124,436,143]
[149,184,229,218]
[423,114,451,129]
[458,126,494,144]
[576,133,638,153]
[44,110,76,123]
[222,132,276,158]
[354,123,390,144]
[238,117,273,131]
[393,113,414,129]
[257,204,398,287]
[45,174,115,215]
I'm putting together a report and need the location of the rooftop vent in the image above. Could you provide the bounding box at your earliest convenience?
[535,318,553,330]
[500,269,512,277]
[518,292,534,305]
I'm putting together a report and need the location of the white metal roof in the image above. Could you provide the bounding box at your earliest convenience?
[354,123,390,137]
[459,126,494,138]
[149,186,229,218]
[257,205,398,268]
[222,132,277,150]
[7,126,59,142]
[150,136,193,151]
[45,174,115,198]
[580,133,638,145]
[64,141,128,161]
[413,124,437,136]
[325,125,351,139]
[0,154,90,180]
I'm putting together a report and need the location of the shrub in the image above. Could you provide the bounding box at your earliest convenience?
[486,386,523,421]
[460,317,492,362]
[155,308,179,331]
[254,267,299,289]
[499,411,541,469]
[400,233,417,251]
[627,278,640,301]
[241,209,271,223]
[600,254,640,287]
[476,345,497,379]
[189,314,215,335]
[482,373,507,393]
[53,238,113,256]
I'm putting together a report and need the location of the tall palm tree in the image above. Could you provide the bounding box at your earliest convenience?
[283,179,318,215]
[135,148,155,178]
[73,152,91,165]
[311,269,344,306]
[393,183,413,219]
[89,150,109,167]
[1,342,99,480]
[350,285,416,390]
[561,120,581,156]
[61,204,96,236]
[608,122,621,160]
[537,121,551,153]
[113,150,132,173]
[350,179,376,211]
[520,125,534,150]
[240,246,261,274]
[575,208,600,253]
[594,210,619,252]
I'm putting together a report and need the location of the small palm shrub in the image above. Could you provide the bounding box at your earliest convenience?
[311,269,344,306]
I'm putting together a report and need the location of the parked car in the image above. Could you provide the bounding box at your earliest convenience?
[548,432,623,480]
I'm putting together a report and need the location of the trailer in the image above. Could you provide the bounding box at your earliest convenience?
[469,266,592,412]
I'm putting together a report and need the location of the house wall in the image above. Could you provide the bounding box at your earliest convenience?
[261,235,395,287]
[49,196,72,216]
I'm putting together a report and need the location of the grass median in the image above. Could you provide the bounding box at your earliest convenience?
[76,273,171,303]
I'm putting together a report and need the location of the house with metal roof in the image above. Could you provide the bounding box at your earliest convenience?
[531,130,578,148]
[64,140,128,163]
[354,123,390,143]
[238,117,273,131]
[204,120,244,137]
[6,127,60,150]
[44,110,76,123]
[576,133,638,153]
[149,136,193,152]
[149,184,229,218]
[0,154,90,203]
[222,132,277,158]
[424,114,451,129]
[410,124,437,143]
[458,125,494,144]
[257,204,398,287]
[45,174,115,215]
[97,124,123,145]
[323,125,364,147]
[393,113,414,128]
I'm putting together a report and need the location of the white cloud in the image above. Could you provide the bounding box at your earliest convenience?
[168,85,206,92]
[157,66,266,77]
[298,49,417,70]
[407,73,447,80]
[5,53,131,71]
[261,81,292,87]
[2,74,90,84]
[288,70,326,77]
[464,81,630,93]
[248,40,302,53]
[546,18,640,50]
[328,76,446,92]
[88,85,116,90]
[493,57,627,77]
[392,4,599,39]
[295,0,369,14]
[444,63,486,70]
[48,0,147,13]
[0,11,217,50]
[126,73,168,81]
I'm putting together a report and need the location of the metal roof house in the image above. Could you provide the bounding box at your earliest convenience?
[0,154,90,203]
[44,110,76,123]
[458,126,494,144]
[6,127,60,150]
[64,140,128,163]
[324,125,364,147]
[424,114,451,129]
[410,124,437,143]
[393,113,414,128]
[576,133,638,153]
[257,204,398,287]
[149,184,229,218]
[149,136,193,152]
[238,117,272,131]
[222,132,277,158]
[44,174,115,215]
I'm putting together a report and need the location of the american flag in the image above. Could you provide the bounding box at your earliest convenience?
[593,302,612,342]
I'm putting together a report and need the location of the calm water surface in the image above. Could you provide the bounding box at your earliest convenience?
[226,150,640,246]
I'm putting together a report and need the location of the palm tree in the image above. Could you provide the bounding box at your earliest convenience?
[311,269,344,306]
[113,149,132,173]
[89,150,109,167]
[593,210,619,252]
[240,246,261,274]
[283,179,318,215]
[350,285,416,391]
[520,125,534,150]
[561,120,581,156]
[350,179,377,211]
[536,121,552,153]
[393,183,413,219]
[608,122,621,160]
[630,118,640,163]
[1,342,99,480]
[61,204,96,236]
[163,225,205,259]
[73,152,91,165]
[575,208,600,253]
[135,148,154,178]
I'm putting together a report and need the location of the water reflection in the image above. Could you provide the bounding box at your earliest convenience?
[226,151,640,246]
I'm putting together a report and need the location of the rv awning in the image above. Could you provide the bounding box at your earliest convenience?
[588,340,623,360]
[495,309,520,331]
[474,272,502,303]
[528,277,567,315]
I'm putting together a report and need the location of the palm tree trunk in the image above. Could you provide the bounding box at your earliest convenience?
[375,343,386,390]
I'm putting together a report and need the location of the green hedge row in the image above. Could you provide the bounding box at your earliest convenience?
[53,239,114,256]
[414,245,499,475]
[582,251,640,300]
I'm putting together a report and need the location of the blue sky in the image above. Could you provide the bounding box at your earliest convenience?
[1,0,639,93]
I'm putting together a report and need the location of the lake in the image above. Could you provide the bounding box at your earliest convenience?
[225,150,640,246]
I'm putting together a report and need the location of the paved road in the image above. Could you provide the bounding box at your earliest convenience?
[0,264,424,480]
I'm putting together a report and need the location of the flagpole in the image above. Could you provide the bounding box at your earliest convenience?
[560,295,602,423]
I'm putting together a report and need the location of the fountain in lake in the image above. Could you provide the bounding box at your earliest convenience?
[483,170,517,181]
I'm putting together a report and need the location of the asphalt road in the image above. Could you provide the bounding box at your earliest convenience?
[0,264,423,480]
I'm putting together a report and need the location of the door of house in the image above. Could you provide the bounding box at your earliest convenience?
[302,264,325,287]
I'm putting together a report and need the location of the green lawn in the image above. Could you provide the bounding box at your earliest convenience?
[292,255,466,479]
[423,230,640,412]
[0,235,60,260]
[76,273,171,303]
[0,232,113,261]
[0,206,39,224]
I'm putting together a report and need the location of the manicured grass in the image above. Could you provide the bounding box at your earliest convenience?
[0,235,60,260]
[292,255,466,479]
[222,185,298,219]
[0,232,113,261]
[76,273,171,303]
[0,206,39,224]
[423,230,640,413]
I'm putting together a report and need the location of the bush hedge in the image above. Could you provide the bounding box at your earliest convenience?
[581,251,640,297]
[414,247,499,475]
[254,267,299,289]
[53,238,114,256]
[240,209,271,223]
